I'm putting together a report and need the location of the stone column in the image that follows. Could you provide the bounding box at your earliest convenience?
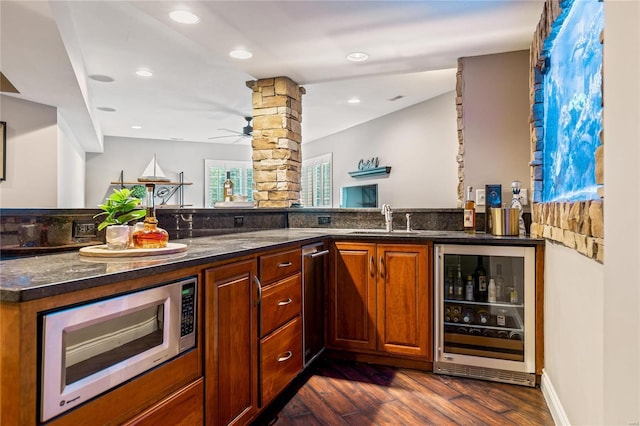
[247,77,305,208]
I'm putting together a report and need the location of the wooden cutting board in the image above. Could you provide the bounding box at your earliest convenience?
[79,242,187,257]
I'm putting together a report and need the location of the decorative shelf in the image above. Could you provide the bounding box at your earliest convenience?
[110,170,192,207]
[348,166,391,178]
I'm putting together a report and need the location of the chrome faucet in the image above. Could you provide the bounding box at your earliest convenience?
[381,204,393,232]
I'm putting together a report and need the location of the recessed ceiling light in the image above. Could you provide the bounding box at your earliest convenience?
[131,125,142,129]
[347,97,361,104]
[169,10,199,24]
[135,69,153,77]
[170,137,184,141]
[229,49,253,59]
[89,74,115,83]
[347,52,369,62]
[97,107,117,112]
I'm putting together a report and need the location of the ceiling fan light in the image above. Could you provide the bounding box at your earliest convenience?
[229,49,253,59]
[169,10,200,24]
[347,97,361,104]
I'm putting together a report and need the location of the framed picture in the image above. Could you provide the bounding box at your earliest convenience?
[0,121,5,181]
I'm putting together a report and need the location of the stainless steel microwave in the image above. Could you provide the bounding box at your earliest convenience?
[39,276,197,422]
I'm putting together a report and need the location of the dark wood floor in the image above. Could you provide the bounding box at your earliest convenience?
[253,359,554,426]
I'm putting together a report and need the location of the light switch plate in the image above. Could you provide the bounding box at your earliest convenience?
[476,189,486,206]
[520,188,528,205]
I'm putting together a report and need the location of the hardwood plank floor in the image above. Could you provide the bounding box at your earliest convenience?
[253,359,554,426]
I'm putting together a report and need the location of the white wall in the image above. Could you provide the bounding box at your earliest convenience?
[462,50,531,205]
[543,2,640,425]
[0,95,59,207]
[85,136,252,208]
[303,91,459,208]
[544,242,604,424]
[602,0,640,423]
[57,111,86,208]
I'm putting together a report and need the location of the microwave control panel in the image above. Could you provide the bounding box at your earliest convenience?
[179,279,197,351]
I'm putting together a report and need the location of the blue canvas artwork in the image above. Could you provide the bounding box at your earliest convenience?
[543,0,603,202]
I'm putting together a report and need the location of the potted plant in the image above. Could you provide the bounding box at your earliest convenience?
[94,188,146,249]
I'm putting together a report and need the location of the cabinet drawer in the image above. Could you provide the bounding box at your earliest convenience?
[261,273,302,337]
[260,248,301,284]
[260,316,303,405]
[123,378,203,426]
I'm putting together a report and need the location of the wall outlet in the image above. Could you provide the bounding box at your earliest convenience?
[318,216,331,225]
[520,188,528,205]
[234,216,244,227]
[73,220,96,238]
[476,189,486,206]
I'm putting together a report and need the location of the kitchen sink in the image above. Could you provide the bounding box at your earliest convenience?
[347,230,450,236]
[348,230,422,235]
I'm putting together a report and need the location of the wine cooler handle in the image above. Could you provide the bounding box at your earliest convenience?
[370,256,375,277]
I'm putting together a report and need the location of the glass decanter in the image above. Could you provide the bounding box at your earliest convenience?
[132,184,169,249]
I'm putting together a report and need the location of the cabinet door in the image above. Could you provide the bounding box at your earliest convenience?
[327,242,377,351]
[377,244,432,358]
[205,259,258,426]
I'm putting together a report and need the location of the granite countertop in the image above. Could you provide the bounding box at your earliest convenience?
[0,228,541,302]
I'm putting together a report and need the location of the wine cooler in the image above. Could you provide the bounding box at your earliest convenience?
[434,244,536,387]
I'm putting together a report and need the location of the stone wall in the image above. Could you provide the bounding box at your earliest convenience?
[455,59,465,208]
[528,0,604,263]
[247,77,305,208]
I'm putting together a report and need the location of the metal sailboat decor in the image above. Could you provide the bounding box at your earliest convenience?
[138,154,171,182]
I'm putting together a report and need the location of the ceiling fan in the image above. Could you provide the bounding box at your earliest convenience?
[208,116,253,143]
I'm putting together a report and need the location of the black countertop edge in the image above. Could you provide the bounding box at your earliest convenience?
[0,229,542,303]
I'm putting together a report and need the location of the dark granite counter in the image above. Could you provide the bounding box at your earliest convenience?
[0,228,542,303]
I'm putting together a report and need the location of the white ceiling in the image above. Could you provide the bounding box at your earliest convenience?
[0,0,543,152]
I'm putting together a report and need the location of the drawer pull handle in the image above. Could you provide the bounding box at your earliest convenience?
[253,276,262,306]
[278,351,293,362]
[277,261,292,268]
[277,298,293,306]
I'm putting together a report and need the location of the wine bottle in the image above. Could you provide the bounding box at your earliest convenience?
[495,263,505,302]
[474,256,488,302]
[465,275,474,301]
[445,269,454,300]
[464,186,476,234]
[454,263,464,300]
[223,171,234,202]
[488,278,497,303]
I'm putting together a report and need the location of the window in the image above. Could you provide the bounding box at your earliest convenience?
[301,153,332,207]
[204,160,254,207]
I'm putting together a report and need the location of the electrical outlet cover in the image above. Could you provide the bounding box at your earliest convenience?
[476,189,486,206]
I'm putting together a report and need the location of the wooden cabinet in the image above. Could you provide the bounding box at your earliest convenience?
[123,378,204,426]
[328,241,432,359]
[258,247,303,407]
[204,259,259,426]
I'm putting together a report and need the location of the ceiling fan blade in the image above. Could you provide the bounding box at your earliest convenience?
[218,128,244,135]
[208,134,239,140]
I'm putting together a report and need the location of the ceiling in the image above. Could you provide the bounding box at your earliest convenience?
[0,1,543,152]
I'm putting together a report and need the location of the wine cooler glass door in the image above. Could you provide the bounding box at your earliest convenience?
[436,244,535,374]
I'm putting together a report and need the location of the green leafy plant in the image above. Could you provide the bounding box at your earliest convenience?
[94,188,146,231]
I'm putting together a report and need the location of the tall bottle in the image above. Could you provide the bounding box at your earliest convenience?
[464,186,476,234]
[488,278,497,303]
[495,263,505,302]
[474,256,488,302]
[223,171,234,202]
[464,275,474,302]
[454,263,464,300]
[132,184,169,249]
[445,268,455,300]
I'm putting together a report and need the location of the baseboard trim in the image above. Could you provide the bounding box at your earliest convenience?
[541,368,571,425]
